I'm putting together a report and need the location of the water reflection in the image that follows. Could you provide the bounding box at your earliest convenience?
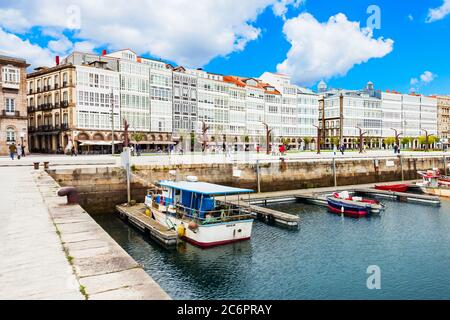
[93,199,450,300]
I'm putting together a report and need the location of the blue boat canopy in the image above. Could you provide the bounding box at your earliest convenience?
[158,180,253,196]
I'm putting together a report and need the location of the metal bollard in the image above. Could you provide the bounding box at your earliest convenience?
[43,161,50,169]
[33,162,40,170]
[57,187,79,205]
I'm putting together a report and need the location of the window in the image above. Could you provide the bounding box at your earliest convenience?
[2,66,20,84]
[5,98,15,113]
[6,127,15,142]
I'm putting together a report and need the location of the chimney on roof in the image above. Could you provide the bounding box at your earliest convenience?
[102,49,107,56]
[55,56,60,66]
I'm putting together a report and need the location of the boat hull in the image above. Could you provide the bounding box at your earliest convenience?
[420,187,450,198]
[327,197,381,218]
[150,207,253,248]
[374,184,409,193]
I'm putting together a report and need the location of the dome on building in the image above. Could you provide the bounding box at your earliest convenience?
[318,80,327,92]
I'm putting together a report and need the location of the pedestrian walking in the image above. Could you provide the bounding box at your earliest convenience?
[16,144,22,160]
[9,143,16,160]
[333,144,337,156]
[21,144,26,157]
[340,144,346,155]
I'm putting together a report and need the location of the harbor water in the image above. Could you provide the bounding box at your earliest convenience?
[93,199,450,300]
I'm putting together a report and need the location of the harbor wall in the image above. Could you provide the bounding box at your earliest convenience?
[48,155,448,214]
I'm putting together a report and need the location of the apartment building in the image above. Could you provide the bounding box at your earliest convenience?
[27,61,76,153]
[436,96,450,142]
[0,55,29,155]
[27,50,174,154]
[320,82,438,149]
[171,66,198,136]
[319,82,383,149]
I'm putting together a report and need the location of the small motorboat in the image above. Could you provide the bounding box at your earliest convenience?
[417,169,450,198]
[327,191,384,218]
[374,184,409,193]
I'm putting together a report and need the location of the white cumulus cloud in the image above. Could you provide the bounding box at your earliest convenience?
[410,71,437,92]
[0,0,301,68]
[0,27,54,67]
[426,0,450,23]
[277,13,394,85]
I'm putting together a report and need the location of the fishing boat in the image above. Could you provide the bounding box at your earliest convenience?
[144,176,254,248]
[417,169,450,197]
[326,191,384,218]
[374,184,409,193]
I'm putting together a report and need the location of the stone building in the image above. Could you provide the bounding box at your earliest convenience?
[27,51,173,154]
[0,55,29,155]
[436,96,450,143]
[27,62,76,153]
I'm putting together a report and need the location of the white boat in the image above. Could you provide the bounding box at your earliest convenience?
[417,169,450,198]
[144,177,254,248]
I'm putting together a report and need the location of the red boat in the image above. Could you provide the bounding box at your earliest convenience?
[374,184,409,192]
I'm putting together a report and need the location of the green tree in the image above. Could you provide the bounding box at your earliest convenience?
[131,132,146,144]
[384,137,395,146]
[330,136,340,147]
[400,137,411,147]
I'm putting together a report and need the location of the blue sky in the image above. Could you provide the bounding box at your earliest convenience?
[0,0,449,95]
[205,0,450,94]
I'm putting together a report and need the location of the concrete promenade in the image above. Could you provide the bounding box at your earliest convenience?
[0,166,170,300]
[0,166,83,299]
[0,150,449,167]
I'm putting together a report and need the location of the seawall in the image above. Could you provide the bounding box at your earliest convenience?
[48,155,449,214]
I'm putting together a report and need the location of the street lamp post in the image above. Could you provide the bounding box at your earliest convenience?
[313,124,321,154]
[391,128,403,148]
[262,122,272,155]
[201,121,210,153]
[110,90,115,155]
[420,129,434,152]
[356,126,367,154]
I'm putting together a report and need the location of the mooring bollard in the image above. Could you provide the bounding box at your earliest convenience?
[57,187,79,205]
[33,162,40,170]
[43,161,49,169]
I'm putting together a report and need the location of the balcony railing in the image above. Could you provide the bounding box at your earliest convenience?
[27,106,35,113]
[1,110,20,117]
[61,101,69,107]
[61,123,69,130]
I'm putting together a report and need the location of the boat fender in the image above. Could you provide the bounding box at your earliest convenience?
[188,221,199,231]
[177,224,186,237]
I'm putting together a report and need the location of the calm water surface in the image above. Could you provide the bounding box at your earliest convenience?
[93,199,450,300]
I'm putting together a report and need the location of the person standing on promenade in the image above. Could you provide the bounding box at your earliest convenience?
[394,144,398,154]
[16,144,22,160]
[9,143,16,160]
[21,144,26,157]
[333,144,337,156]
[71,146,77,157]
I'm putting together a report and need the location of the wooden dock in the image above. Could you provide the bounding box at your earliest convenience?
[353,188,441,205]
[116,203,178,247]
[218,200,300,228]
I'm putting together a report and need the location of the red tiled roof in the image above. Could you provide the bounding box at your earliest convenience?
[223,75,281,95]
